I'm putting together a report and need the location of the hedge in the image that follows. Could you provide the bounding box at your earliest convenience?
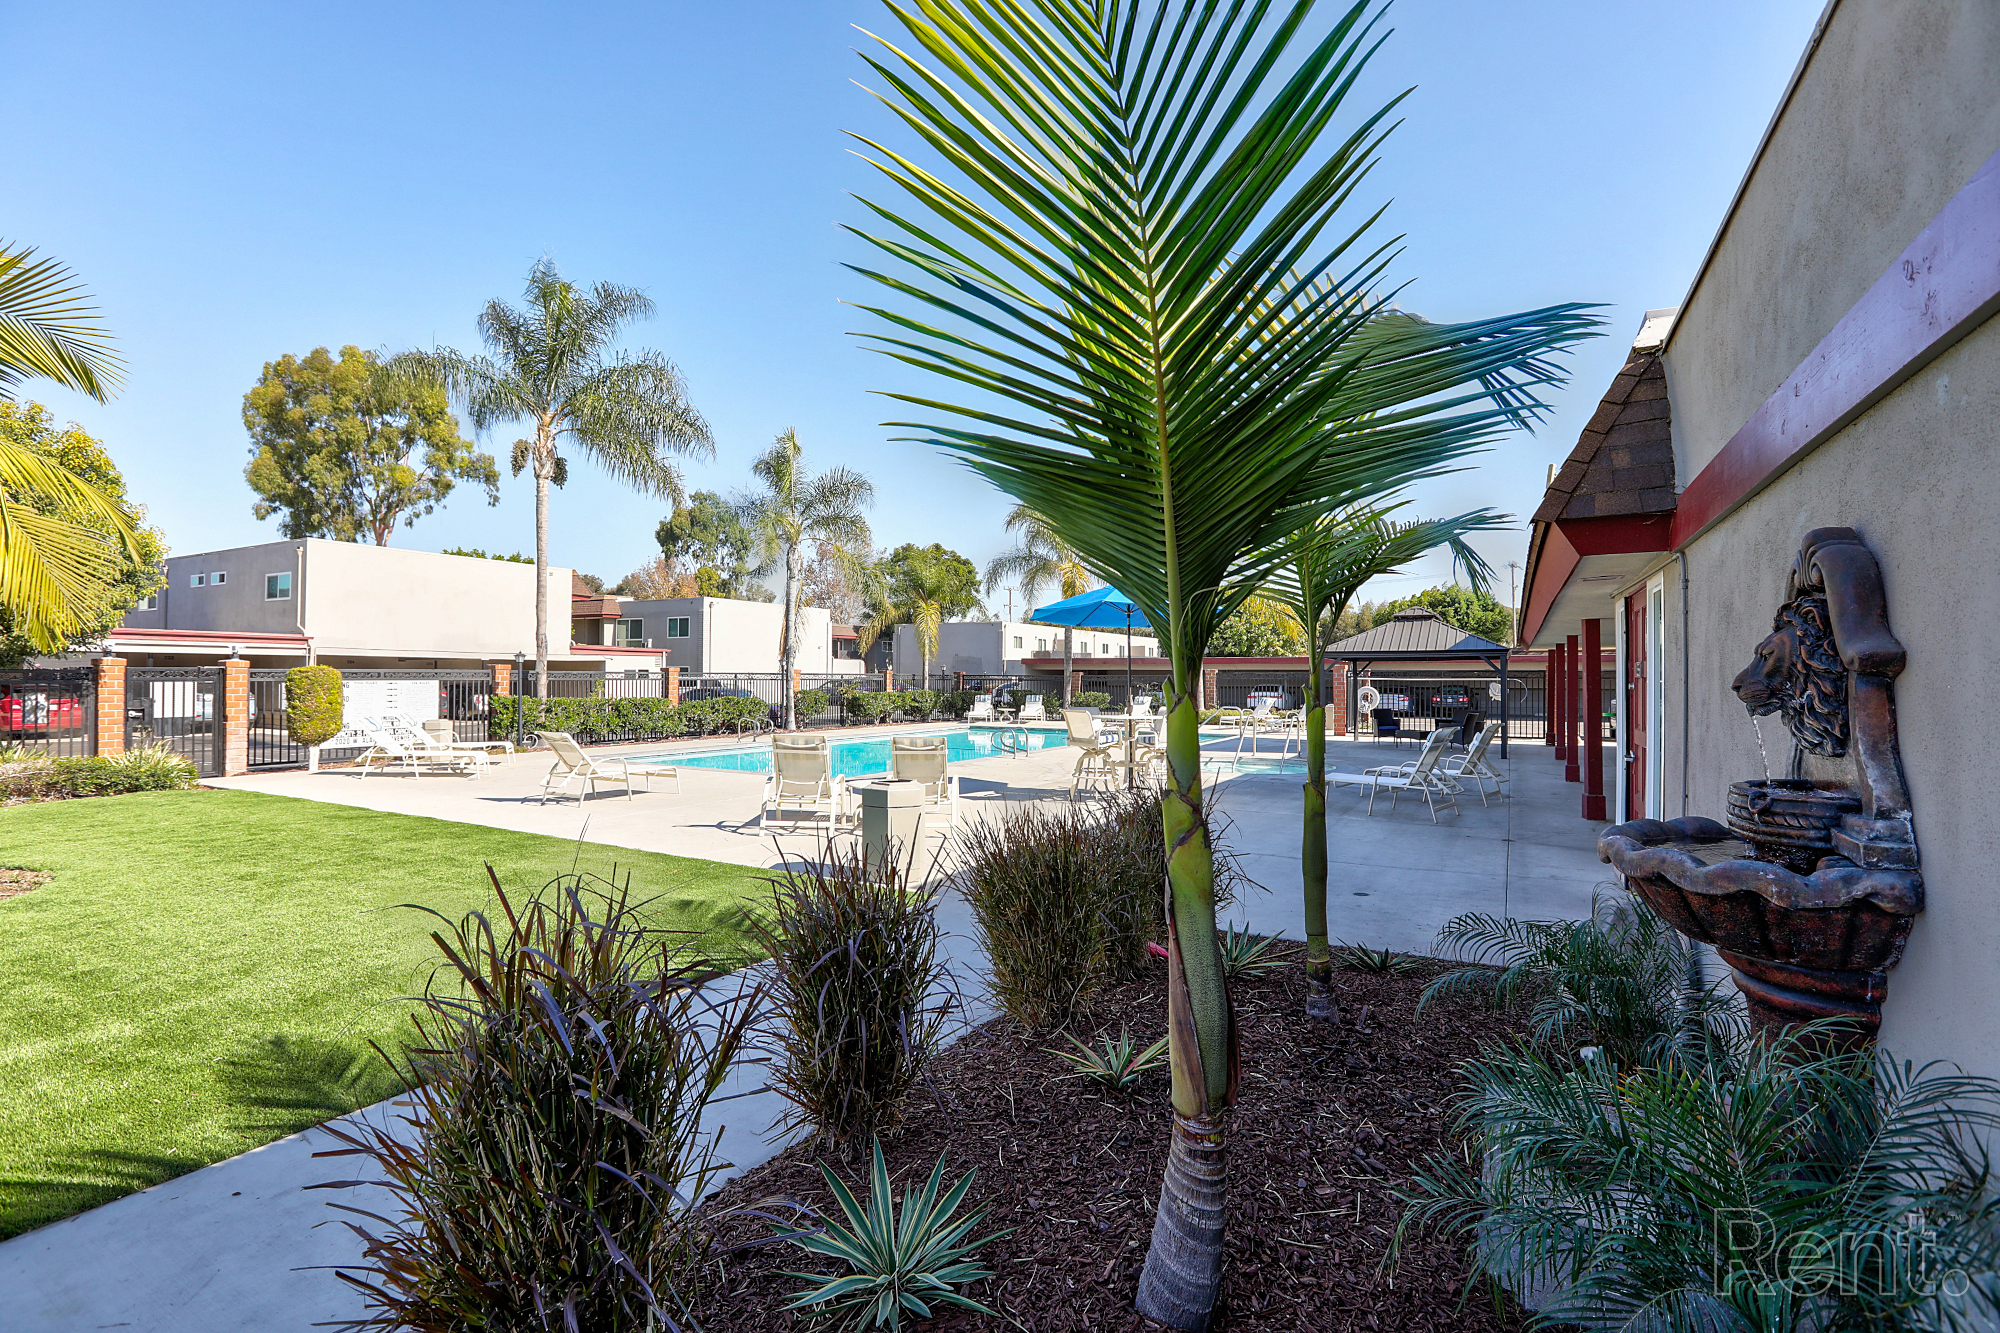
[1,751,199,803]
[489,693,769,743]
[285,665,345,746]
[1073,691,1112,709]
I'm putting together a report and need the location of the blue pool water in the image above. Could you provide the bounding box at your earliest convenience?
[632,726,1069,778]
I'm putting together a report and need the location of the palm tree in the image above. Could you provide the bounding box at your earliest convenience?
[739,429,874,728]
[843,3,1598,1324]
[983,505,1091,703]
[0,242,141,650]
[398,260,711,694]
[1260,506,1506,1009]
[855,545,971,688]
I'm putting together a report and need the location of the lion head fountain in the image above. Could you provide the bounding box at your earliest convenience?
[1598,528,1922,1045]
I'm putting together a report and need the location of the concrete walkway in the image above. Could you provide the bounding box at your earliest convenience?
[0,725,1606,1331]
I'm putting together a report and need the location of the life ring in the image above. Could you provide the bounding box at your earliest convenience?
[1357,685,1381,711]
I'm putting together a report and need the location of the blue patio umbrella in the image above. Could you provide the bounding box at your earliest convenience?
[1031,586,1152,706]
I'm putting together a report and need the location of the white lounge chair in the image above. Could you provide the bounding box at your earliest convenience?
[537,731,660,804]
[761,734,849,829]
[358,729,489,779]
[1442,720,1508,805]
[416,717,516,763]
[965,695,997,722]
[1063,707,1122,799]
[890,735,959,830]
[1016,694,1047,722]
[1327,729,1462,822]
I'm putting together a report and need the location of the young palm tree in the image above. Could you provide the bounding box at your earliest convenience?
[983,504,1091,702]
[844,3,1598,1323]
[397,260,711,694]
[855,545,971,688]
[739,429,874,728]
[1261,506,1506,1009]
[0,242,142,649]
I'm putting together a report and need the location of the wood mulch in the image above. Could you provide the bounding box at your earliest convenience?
[694,944,1526,1331]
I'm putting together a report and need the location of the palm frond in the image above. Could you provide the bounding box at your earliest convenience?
[0,243,124,402]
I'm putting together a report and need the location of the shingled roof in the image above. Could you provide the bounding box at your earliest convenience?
[1531,348,1676,522]
[1324,607,1506,658]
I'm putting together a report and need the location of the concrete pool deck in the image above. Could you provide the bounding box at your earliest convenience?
[0,723,1609,1330]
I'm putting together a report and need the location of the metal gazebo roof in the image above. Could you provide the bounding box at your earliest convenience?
[1323,608,1508,661]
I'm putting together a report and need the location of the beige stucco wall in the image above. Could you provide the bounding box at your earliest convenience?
[1664,0,2000,477]
[1661,320,2000,1077]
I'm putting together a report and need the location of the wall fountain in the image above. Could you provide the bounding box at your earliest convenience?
[1598,528,1922,1044]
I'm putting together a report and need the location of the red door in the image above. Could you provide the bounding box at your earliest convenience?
[1624,592,1647,819]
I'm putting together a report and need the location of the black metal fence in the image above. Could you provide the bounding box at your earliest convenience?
[0,668,95,760]
[247,669,298,768]
[127,666,221,776]
[1351,671,1606,742]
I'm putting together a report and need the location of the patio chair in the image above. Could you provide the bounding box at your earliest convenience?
[1370,707,1407,744]
[1327,728,1462,821]
[537,730,660,805]
[1016,694,1047,722]
[965,695,997,722]
[358,729,489,779]
[415,716,517,763]
[1443,720,1508,805]
[1063,707,1121,799]
[889,735,960,829]
[760,734,849,829]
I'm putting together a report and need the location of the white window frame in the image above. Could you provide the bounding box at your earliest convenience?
[613,617,644,646]
[142,594,158,611]
[264,571,292,601]
[665,616,691,639]
[1647,572,1667,820]
[211,571,226,585]
[1012,635,1023,649]
[189,573,206,588]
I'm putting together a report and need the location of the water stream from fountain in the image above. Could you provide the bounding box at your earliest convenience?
[1751,715,1771,780]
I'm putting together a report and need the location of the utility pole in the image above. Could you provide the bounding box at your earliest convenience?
[1506,562,1521,645]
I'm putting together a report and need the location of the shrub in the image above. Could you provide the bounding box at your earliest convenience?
[794,687,832,720]
[895,688,940,720]
[953,801,1114,1029]
[937,689,976,718]
[746,844,950,1152]
[1073,690,1111,709]
[1094,788,1246,981]
[0,749,198,802]
[844,692,899,724]
[317,869,755,1331]
[284,665,344,746]
[779,1141,1001,1329]
[1399,1030,2000,1331]
[488,693,767,744]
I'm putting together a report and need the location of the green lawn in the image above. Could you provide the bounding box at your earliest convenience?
[0,788,771,1239]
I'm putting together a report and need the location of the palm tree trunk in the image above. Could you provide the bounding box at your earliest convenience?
[533,449,551,701]
[1302,640,1334,1019]
[1136,684,1233,1330]
[782,541,801,730]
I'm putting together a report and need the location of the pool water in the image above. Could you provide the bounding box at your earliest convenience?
[632,725,1070,779]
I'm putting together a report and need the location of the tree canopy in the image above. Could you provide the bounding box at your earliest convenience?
[879,544,984,620]
[1207,597,1307,658]
[244,345,498,545]
[0,402,164,665]
[1372,583,1515,644]
[655,489,764,599]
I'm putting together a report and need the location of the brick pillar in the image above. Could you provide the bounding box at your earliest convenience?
[95,656,126,758]
[667,666,681,704]
[1330,660,1349,736]
[1564,634,1582,783]
[1200,665,1219,711]
[1582,618,1607,819]
[1069,669,1085,703]
[793,668,802,696]
[882,669,894,692]
[490,661,512,695]
[221,657,250,776]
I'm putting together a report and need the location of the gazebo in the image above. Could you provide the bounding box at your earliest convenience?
[1322,607,1515,756]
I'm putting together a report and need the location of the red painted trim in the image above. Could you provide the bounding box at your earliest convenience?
[1672,147,2000,549]
[1581,618,1606,819]
[1520,525,1582,648]
[1559,513,1673,557]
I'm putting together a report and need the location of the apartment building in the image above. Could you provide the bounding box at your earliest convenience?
[893,619,1160,677]
[611,596,868,676]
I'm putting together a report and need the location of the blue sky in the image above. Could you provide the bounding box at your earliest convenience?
[7,0,1825,612]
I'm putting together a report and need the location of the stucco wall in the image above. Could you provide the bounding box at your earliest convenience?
[1667,322,2000,1077]
[1664,0,2000,477]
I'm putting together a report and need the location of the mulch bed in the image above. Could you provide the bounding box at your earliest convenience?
[0,867,51,898]
[695,945,1526,1331]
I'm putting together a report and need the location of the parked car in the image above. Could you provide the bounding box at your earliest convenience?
[0,691,83,736]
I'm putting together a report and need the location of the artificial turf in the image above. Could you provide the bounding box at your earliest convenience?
[0,787,771,1240]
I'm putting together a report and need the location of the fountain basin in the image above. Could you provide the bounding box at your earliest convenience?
[1599,816,1922,1043]
[1725,779,1862,874]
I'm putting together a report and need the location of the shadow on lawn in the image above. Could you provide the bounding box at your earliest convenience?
[217,1035,409,1134]
[0,1148,208,1241]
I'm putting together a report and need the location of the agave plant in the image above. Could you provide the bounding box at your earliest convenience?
[780,1140,1003,1330]
[1420,889,1735,1070]
[1332,940,1422,976]
[1053,1026,1169,1094]
[1218,924,1286,979]
[1398,1029,2000,1332]
[844,3,1596,1320]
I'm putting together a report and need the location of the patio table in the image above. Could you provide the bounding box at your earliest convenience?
[1096,711,1159,789]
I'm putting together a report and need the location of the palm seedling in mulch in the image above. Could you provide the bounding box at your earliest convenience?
[1334,940,1424,976]
[1051,1025,1168,1094]
[311,866,757,1331]
[779,1139,1005,1331]
[745,842,951,1152]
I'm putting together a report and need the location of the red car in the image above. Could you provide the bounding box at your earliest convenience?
[1,691,84,736]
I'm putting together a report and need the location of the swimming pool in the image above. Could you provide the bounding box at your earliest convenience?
[631,726,1070,779]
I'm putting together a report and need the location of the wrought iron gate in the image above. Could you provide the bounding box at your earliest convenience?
[248,669,300,768]
[0,668,96,759]
[126,667,221,776]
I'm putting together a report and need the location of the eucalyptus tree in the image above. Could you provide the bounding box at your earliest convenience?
[740,428,874,728]
[983,504,1091,701]
[1263,506,1505,1010]
[397,260,711,694]
[0,242,143,650]
[843,1,1597,1325]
